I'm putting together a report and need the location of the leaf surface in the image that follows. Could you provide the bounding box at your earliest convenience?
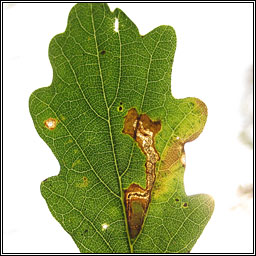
[29,3,214,253]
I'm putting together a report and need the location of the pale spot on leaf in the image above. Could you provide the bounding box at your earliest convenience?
[72,159,81,168]
[181,153,186,166]
[114,18,119,32]
[102,223,109,231]
[44,118,57,130]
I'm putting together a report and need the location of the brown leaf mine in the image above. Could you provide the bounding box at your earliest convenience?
[123,108,161,239]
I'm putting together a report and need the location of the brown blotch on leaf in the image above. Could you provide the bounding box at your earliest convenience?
[122,108,139,138]
[100,50,106,55]
[124,184,149,239]
[44,118,57,130]
[123,108,161,239]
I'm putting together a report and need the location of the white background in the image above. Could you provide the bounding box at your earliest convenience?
[3,2,254,253]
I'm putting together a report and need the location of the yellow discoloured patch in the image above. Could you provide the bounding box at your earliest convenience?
[44,118,58,130]
[72,159,81,168]
[60,114,66,121]
[153,160,184,200]
[152,139,185,200]
[76,176,88,188]
[153,97,207,200]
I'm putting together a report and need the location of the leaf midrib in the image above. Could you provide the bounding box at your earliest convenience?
[90,4,133,252]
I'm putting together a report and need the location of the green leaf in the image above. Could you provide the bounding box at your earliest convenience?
[29,3,214,253]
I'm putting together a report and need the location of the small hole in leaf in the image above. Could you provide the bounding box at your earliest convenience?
[183,202,188,208]
[175,198,179,202]
[120,102,123,105]
[82,229,88,236]
[189,102,195,108]
[100,50,106,55]
[117,104,124,112]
